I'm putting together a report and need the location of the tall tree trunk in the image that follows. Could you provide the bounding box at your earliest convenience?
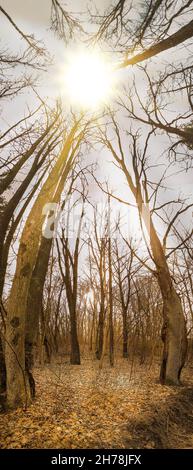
[158,274,187,385]
[122,310,129,358]
[96,303,104,360]
[124,156,187,383]
[70,306,80,365]
[149,219,187,385]
[5,122,80,408]
[108,231,114,367]
[57,233,82,365]
[137,201,187,384]
[0,172,46,299]
[96,248,105,360]
[25,236,52,396]
[0,119,60,296]
[24,146,76,395]
[0,335,6,394]
[0,301,6,395]
[102,85,188,385]
[89,305,96,352]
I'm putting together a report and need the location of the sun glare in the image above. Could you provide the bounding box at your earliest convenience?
[63,51,114,108]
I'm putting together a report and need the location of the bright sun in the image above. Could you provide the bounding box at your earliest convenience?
[63,51,114,108]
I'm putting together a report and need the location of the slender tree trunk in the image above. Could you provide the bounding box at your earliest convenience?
[70,306,80,364]
[0,335,6,393]
[96,302,104,360]
[89,306,96,352]
[54,284,63,353]
[108,231,114,367]
[122,311,129,358]
[0,117,58,196]
[96,253,105,360]
[44,336,52,363]
[99,317,108,369]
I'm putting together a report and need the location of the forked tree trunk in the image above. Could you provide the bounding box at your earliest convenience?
[24,148,75,394]
[5,123,80,408]
[129,171,187,383]
[149,221,187,385]
[103,119,188,384]
[135,204,188,384]
[159,280,187,385]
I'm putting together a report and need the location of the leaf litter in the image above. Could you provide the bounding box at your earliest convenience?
[1,357,193,449]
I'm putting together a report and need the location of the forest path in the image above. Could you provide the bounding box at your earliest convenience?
[1,358,193,449]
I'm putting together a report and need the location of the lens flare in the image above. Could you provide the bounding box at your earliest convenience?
[63,51,114,108]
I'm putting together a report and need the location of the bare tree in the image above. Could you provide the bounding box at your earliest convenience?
[107,196,114,366]
[118,65,193,165]
[97,116,192,384]
[88,207,108,360]
[56,180,87,365]
[90,0,193,69]
[24,132,90,389]
[0,5,46,55]
[5,115,88,408]
[51,0,84,41]
[0,105,62,299]
[114,237,134,358]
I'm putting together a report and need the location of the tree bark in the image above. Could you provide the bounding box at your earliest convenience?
[70,307,80,364]
[0,115,59,195]
[25,236,52,396]
[0,335,6,393]
[148,218,187,384]
[96,302,104,360]
[108,231,114,367]
[158,273,187,385]
[96,242,106,360]
[127,158,187,383]
[5,122,80,408]
[0,120,61,299]
[122,311,129,358]
[120,20,193,69]
[105,125,188,384]
[24,144,77,393]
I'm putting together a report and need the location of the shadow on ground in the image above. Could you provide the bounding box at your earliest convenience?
[124,382,193,448]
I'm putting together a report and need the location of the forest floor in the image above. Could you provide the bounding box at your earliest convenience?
[1,357,193,449]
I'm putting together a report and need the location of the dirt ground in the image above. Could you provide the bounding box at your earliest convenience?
[1,357,193,449]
